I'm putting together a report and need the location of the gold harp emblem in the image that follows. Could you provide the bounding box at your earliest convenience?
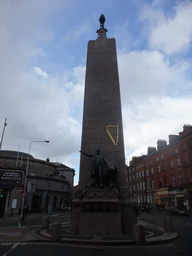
[106,125,119,146]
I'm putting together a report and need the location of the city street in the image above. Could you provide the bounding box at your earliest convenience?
[0,210,192,256]
[0,211,71,228]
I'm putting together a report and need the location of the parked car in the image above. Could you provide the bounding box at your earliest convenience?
[167,206,190,217]
[136,203,151,212]
[136,204,145,211]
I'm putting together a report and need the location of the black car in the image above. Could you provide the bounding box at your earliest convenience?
[167,206,190,217]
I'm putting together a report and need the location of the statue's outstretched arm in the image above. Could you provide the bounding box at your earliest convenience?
[79,151,93,158]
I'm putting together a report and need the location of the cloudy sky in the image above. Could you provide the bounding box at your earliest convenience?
[1,0,192,185]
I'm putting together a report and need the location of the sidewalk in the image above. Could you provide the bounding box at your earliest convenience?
[0,213,177,245]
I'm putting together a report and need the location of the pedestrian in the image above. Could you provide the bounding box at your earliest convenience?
[22,205,29,220]
[0,208,4,218]
[148,203,151,213]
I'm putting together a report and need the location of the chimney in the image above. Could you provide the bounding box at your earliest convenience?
[148,147,156,156]
[169,135,179,145]
[157,140,167,151]
[183,124,192,131]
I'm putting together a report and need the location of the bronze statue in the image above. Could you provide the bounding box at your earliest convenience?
[80,148,117,188]
[80,148,105,187]
[99,14,106,29]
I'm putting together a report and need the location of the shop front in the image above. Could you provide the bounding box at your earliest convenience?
[155,188,169,210]
[0,169,24,216]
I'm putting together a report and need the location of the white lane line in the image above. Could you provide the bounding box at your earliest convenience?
[2,242,20,256]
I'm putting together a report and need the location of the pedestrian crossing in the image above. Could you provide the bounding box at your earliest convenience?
[0,228,22,241]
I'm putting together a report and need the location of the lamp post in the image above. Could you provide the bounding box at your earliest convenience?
[0,118,7,150]
[20,140,49,220]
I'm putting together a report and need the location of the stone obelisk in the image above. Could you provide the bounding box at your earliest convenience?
[71,15,135,235]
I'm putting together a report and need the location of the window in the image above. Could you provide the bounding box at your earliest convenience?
[151,167,154,175]
[152,180,155,190]
[139,172,141,178]
[133,175,135,181]
[172,174,176,187]
[145,162,148,167]
[133,184,136,191]
[157,165,160,173]
[150,160,153,164]
[177,158,181,166]
[129,176,132,182]
[30,173,36,176]
[179,173,183,185]
[136,173,139,179]
[147,180,151,190]
[142,164,144,167]
[157,157,159,162]
[142,170,144,177]
[146,169,149,176]
[129,169,131,174]
[129,185,132,193]
[170,160,174,168]
[132,168,135,172]
[163,176,167,186]
[159,178,162,188]
[163,163,166,171]
[140,182,143,191]
[143,181,145,190]
[137,183,139,191]
[175,148,179,153]
[161,155,164,160]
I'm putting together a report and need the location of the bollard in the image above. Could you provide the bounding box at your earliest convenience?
[164,216,173,233]
[134,224,145,245]
[51,222,61,242]
[41,216,49,229]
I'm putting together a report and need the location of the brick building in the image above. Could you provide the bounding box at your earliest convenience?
[127,125,192,211]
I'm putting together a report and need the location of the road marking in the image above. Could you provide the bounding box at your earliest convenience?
[2,242,20,256]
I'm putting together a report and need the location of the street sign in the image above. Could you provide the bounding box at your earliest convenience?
[0,169,23,183]
[21,191,27,197]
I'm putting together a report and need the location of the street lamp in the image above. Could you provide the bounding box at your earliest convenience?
[20,140,49,220]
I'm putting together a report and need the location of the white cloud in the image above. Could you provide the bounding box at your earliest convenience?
[123,95,192,162]
[140,1,192,55]
[34,67,49,78]
[118,49,191,104]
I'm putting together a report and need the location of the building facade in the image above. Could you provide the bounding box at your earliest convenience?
[127,125,192,211]
[0,150,75,216]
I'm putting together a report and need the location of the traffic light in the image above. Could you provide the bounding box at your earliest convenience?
[0,190,4,197]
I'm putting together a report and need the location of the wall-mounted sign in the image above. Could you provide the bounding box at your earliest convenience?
[0,170,23,184]
[12,199,17,209]
[0,183,14,189]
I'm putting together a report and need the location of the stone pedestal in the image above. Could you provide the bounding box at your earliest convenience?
[71,188,122,235]
[80,188,121,235]
[71,188,136,235]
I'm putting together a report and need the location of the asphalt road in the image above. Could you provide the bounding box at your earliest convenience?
[140,211,192,255]
[21,212,71,227]
[0,211,192,256]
